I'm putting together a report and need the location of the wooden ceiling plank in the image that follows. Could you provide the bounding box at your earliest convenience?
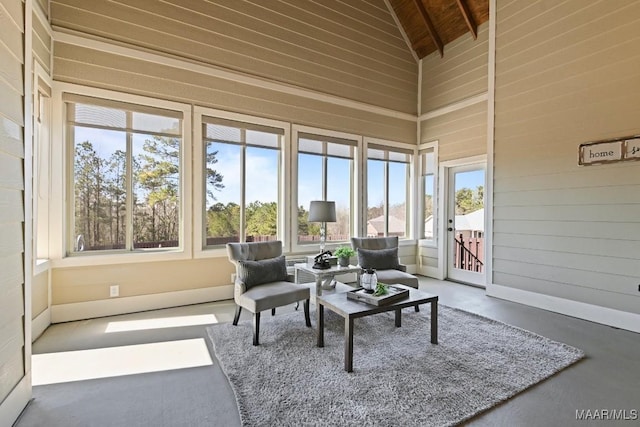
[412,0,444,57]
[383,0,420,62]
[456,0,478,40]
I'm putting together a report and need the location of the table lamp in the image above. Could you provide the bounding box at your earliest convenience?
[308,200,336,254]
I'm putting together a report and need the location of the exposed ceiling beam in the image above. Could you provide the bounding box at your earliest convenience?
[413,0,444,57]
[456,0,478,39]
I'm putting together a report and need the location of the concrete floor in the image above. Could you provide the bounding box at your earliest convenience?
[15,278,640,426]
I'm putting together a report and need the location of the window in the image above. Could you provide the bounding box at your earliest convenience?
[34,77,52,262]
[65,95,183,254]
[421,147,436,241]
[296,132,356,245]
[366,144,412,238]
[202,117,283,246]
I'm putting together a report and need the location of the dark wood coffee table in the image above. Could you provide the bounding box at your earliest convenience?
[316,286,438,372]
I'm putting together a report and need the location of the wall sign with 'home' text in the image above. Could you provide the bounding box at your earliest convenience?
[579,136,640,166]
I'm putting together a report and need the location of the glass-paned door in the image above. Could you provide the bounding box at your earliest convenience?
[446,164,485,286]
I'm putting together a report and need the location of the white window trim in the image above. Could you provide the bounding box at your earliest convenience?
[363,137,418,243]
[51,83,193,268]
[193,106,290,258]
[291,125,362,254]
[33,61,53,272]
[418,140,438,248]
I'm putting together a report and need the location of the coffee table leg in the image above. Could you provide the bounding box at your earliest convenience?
[345,317,354,372]
[317,304,324,347]
[395,308,401,327]
[431,300,438,344]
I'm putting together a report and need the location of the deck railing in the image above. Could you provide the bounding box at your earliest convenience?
[454,234,484,272]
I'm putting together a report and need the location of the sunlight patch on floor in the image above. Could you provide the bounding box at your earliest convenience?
[104,314,220,333]
[32,338,213,386]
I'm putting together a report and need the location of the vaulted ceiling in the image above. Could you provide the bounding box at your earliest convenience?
[388,0,489,59]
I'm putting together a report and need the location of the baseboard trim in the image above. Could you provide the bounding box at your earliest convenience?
[32,307,51,342]
[487,284,640,333]
[51,285,234,323]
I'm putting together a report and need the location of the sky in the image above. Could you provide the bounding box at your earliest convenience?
[207,143,279,207]
[454,169,484,192]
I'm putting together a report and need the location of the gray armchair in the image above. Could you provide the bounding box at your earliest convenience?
[227,241,311,345]
[351,236,420,311]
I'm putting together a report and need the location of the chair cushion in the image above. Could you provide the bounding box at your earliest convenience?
[375,269,419,289]
[237,255,288,289]
[236,281,310,313]
[357,247,400,270]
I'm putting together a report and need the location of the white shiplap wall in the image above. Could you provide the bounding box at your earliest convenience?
[492,0,640,314]
[52,37,416,143]
[0,0,27,419]
[420,101,487,162]
[50,0,418,114]
[32,2,51,73]
[421,23,489,112]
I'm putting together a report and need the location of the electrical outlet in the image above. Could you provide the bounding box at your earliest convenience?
[231,273,236,283]
[110,285,119,298]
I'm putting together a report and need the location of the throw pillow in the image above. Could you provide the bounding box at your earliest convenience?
[357,247,400,270]
[237,255,288,289]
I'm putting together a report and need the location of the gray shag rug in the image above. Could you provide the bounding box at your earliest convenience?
[206,305,583,426]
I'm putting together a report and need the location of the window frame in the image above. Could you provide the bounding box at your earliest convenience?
[193,107,289,258]
[363,137,416,241]
[419,141,438,247]
[291,125,362,254]
[52,83,192,267]
[33,62,53,274]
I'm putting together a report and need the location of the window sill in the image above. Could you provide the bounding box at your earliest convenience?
[51,248,192,268]
[34,259,51,275]
[193,247,230,259]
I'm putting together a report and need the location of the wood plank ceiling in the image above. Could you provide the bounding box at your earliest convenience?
[388,0,489,59]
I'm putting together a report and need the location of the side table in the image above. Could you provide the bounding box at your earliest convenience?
[293,263,361,296]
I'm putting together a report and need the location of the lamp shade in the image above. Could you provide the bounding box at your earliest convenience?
[308,201,336,222]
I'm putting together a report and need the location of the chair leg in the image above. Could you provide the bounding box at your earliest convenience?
[415,304,420,312]
[271,308,276,316]
[304,299,311,327]
[233,306,242,325]
[253,312,261,346]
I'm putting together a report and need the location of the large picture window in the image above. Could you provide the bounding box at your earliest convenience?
[297,132,356,245]
[202,117,282,246]
[66,95,183,254]
[367,144,412,238]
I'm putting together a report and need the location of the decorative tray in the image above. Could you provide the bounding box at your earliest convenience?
[346,286,409,306]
